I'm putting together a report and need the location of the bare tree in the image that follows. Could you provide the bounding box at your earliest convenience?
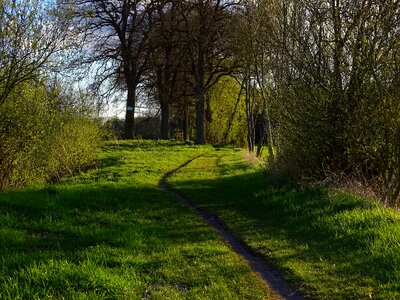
[71,0,156,139]
[232,0,275,158]
[269,0,400,204]
[173,0,239,144]
[0,0,70,105]
[148,1,187,139]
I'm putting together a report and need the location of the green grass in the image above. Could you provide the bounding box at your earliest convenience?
[168,148,400,299]
[5,140,400,299]
[0,140,269,299]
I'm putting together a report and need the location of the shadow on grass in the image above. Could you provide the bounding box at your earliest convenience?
[2,185,217,241]
[170,169,400,297]
[0,184,229,279]
[0,177,270,299]
[215,156,253,176]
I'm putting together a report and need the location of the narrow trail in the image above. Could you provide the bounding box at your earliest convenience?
[159,156,304,300]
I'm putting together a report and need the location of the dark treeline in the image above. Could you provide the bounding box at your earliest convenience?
[1,0,400,206]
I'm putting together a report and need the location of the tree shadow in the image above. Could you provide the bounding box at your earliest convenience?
[0,181,263,298]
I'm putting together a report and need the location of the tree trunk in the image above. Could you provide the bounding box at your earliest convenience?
[124,83,136,139]
[183,98,190,141]
[256,80,275,162]
[262,97,275,162]
[195,4,206,145]
[246,104,254,152]
[245,76,254,152]
[253,43,275,162]
[223,79,244,144]
[159,41,174,140]
[160,95,170,139]
[195,87,206,144]
[256,121,265,158]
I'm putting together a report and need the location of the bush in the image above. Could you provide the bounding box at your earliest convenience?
[0,81,103,189]
[46,113,103,182]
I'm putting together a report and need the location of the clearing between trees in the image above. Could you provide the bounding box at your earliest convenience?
[1,141,400,299]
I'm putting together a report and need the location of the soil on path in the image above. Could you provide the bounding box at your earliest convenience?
[159,156,304,300]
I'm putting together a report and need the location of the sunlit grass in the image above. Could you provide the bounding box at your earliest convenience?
[168,149,400,299]
[0,140,269,299]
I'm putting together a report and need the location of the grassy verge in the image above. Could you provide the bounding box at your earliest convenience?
[0,140,269,299]
[168,148,400,299]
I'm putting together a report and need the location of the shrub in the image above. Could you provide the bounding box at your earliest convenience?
[47,113,103,182]
[0,81,103,189]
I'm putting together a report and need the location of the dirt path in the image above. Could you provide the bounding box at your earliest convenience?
[159,156,304,300]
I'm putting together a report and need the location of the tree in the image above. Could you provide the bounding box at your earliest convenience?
[206,76,247,146]
[148,1,186,139]
[233,0,275,157]
[71,0,156,139]
[174,0,239,144]
[0,0,70,105]
[270,0,400,204]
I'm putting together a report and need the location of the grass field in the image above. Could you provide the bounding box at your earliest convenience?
[0,141,269,299]
[168,149,400,299]
[3,140,400,299]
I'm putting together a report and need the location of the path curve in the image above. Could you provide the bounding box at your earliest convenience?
[159,156,304,300]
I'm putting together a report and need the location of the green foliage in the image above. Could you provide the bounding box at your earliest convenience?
[206,77,247,146]
[0,0,89,189]
[47,113,103,182]
[0,80,103,189]
[0,81,55,187]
